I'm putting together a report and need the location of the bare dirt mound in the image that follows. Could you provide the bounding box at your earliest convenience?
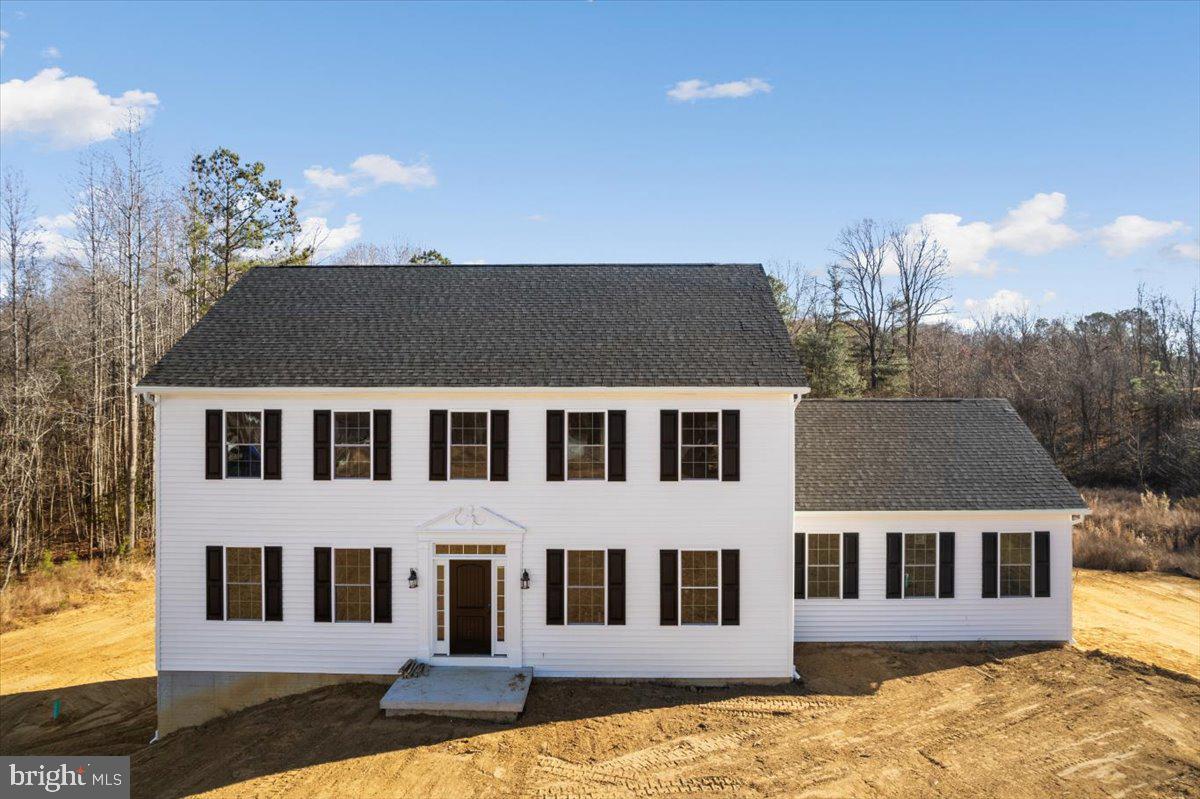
[1073,567,1200,678]
[0,577,156,755]
[129,646,1200,799]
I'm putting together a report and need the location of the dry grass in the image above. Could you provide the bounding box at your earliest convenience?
[0,555,154,632]
[1075,488,1200,578]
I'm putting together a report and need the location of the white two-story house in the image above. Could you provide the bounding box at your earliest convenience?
[137,263,1086,735]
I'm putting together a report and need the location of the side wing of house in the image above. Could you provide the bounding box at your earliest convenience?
[792,399,1087,643]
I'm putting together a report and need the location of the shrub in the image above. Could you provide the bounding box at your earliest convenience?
[0,555,154,632]
[1074,489,1200,578]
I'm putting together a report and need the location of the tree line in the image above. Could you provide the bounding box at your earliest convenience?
[770,219,1198,498]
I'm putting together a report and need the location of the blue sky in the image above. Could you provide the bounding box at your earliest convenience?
[2,0,1198,318]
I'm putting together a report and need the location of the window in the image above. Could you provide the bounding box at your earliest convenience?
[225,547,263,620]
[567,550,605,624]
[225,411,262,478]
[567,412,606,479]
[450,412,488,479]
[496,565,506,642]
[333,411,371,479]
[903,533,937,598]
[680,412,719,480]
[680,550,719,624]
[807,533,840,598]
[1000,532,1032,597]
[334,548,372,622]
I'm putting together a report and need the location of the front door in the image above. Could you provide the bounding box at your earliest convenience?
[450,560,491,655]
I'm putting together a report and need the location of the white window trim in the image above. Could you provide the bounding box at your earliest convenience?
[998,531,1035,599]
[678,410,721,481]
[564,410,608,482]
[331,409,374,481]
[901,532,940,599]
[331,546,375,624]
[223,410,264,480]
[448,409,491,481]
[222,545,265,623]
[677,548,722,626]
[565,548,608,625]
[803,532,843,600]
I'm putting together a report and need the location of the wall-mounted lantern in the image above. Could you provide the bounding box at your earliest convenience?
[520,569,531,590]
[408,568,419,589]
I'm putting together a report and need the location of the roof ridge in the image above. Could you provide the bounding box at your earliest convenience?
[265,263,764,270]
[800,397,1008,403]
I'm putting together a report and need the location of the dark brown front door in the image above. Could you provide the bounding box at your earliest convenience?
[450,560,491,655]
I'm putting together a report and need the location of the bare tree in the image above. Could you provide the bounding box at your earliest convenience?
[830,219,897,390]
[890,224,951,392]
[2,171,40,387]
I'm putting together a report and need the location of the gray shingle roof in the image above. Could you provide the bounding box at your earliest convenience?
[140,264,806,388]
[795,399,1086,511]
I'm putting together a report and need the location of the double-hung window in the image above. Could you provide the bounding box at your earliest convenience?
[567,412,606,479]
[333,411,372,479]
[1000,532,1032,597]
[334,548,373,622]
[450,412,488,479]
[806,533,841,598]
[680,412,719,480]
[680,550,719,624]
[225,411,262,478]
[225,547,263,620]
[903,533,937,598]
[567,549,606,624]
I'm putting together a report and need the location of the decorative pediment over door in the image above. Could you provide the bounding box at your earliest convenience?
[417,505,526,536]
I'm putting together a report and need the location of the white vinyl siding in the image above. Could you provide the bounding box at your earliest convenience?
[155,390,796,679]
[793,513,1073,642]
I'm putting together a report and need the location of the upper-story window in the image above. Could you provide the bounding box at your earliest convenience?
[333,411,371,479]
[567,412,606,479]
[225,411,262,478]
[680,412,719,480]
[451,411,489,479]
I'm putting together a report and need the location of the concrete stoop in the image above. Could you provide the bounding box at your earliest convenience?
[379,665,533,722]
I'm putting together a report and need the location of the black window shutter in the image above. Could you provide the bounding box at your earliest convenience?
[982,532,998,598]
[205,546,224,620]
[794,533,805,599]
[372,410,391,481]
[842,533,859,599]
[546,549,564,625]
[313,410,331,481]
[374,548,392,622]
[205,410,223,480]
[721,549,740,625]
[429,410,448,480]
[607,411,626,481]
[660,410,678,481]
[546,410,564,481]
[1034,531,1051,597]
[314,547,332,622]
[264,546,283,621]
[721,410,740,481]
[938,532,955,598]
[490,410,508,481]
[885,532,902,598]
[659,549,678,625]
[263,410,282,480]
[607,549,626,625]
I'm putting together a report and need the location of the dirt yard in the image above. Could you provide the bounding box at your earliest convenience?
[2,569,1197,798]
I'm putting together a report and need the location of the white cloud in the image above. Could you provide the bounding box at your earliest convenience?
[667,77,772,102]
[959,289,1033,326]
[1,30,8,56]
[462,259,486,265]
[41,45,60,59]
[1097,214,1187,257]
[302,167,351,192]
[1042,290,1057,303]
[0,68,158,147]
[526,213,546,222]
[302,213,363,259]
[35,212,75,259]
[1165,241,1200,263]
[914,192,1080,275]
[303,154,436,195]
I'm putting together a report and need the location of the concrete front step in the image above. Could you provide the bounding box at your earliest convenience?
[380,665,533,722]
